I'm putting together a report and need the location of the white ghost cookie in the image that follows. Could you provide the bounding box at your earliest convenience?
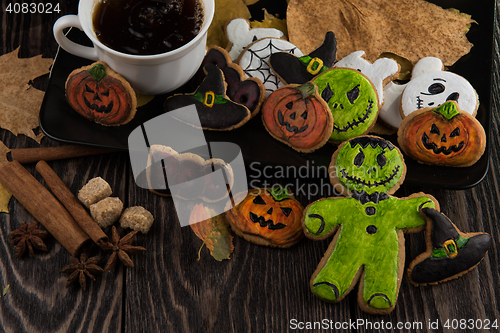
[334,51,400,107]
[237,38,303,97]
[379,57,478,129]
[226,18,284,61]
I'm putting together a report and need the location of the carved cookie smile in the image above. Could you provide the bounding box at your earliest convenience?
[421,133,464,155]
[249,212,286,230]
[340,165,401,188]
[333,100,374,133]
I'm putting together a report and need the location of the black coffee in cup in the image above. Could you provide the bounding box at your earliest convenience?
[93,0,204,56]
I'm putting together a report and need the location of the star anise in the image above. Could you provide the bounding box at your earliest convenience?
[101,226,146,272]
[8,221,49,258]
[61,252,103,290]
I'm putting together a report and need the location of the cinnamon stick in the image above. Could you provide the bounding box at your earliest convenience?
[10,145,116,164]
[36,160,108,247]
[0,160,90,256]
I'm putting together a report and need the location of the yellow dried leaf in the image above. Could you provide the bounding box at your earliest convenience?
[250,9,288,38]
[0,140,11,213]
[135,90,154,107]
[207,0,251,48]
[242,0,260,5]
[287,0,474,66]
[379,52,413,80]
[0,48,53,143]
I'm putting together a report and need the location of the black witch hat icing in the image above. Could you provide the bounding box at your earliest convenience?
[164,63,251,130]
[269,31,337,85]
[409,207,491,285]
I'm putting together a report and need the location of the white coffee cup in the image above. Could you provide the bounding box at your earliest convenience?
[53,0,214,95]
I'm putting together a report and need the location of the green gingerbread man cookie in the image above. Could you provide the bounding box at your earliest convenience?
[303,136,438,314]
[313,68,379,143]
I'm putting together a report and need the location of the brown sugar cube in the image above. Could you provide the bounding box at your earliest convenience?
[78,177,112,208]
[90,197,123,228]
[119,206,154,234]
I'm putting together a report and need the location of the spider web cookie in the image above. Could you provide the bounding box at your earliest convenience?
[237,38,303,96]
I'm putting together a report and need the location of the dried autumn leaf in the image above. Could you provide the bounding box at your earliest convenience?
[287,0,474,66]
[190,204,234,261]
[242,0,259,5]
[251,9,288,38]
[1,285,10,297]
[207,0,251,48]
[0,140,11,213]
[0,48,52,143]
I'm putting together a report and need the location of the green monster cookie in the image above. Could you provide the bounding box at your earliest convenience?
[313,68,379,143]
[303,135,437,315]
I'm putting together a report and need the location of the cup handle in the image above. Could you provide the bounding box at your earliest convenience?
[53,15,98,61]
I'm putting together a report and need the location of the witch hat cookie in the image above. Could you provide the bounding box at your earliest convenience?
[164,64,251,130]
[269,31,337,85]
[408,207,491,285]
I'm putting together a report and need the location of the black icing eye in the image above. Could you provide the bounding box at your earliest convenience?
[446,92,460,101]
[353,149,365,167]
[346,85,360,104]
[253,195,266,205]
[427,82,445,95]
[85,84,95,93]
[101,89,110,97]
[286,102,294,109]
[449,127,461,137]
[377,152,387,168]
[430,124,440,135]
[280,207,292,217]
[321,83,334,103]
[301,111,308,119]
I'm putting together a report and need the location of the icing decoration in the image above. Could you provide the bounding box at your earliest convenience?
[164,64,251,130]
[304,135,440,314]
[408,207,491,285]
[379,57,478,128]
[65,61,137,126]
[225,18,284,61]
[237,38,303,97]
[313,68,379,142]
[146,145,234,203]
[397,101,486,167]
[261,82,333,153]
[333,51,399,107]
[225,186,304,248]
[269,31,337,85]
[192,46,265,117]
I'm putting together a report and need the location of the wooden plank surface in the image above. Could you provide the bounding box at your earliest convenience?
[0,1,499,332]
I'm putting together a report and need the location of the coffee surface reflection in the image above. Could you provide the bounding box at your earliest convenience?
[93,0,204,55]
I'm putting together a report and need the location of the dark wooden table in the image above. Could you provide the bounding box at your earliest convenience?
[1,1,499,332]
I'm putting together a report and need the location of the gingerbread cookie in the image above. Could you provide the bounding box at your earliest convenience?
[65,61,137,126]
[237,38,303,97]
[146,144,234,203]
[261,82,333,153]
[334,51,400,108]
[225,18,284,61]
[303,135,438,314]
[225,186,304,248]
[312,68,379,143]
[192,46,265,117]
[164,64,251,130]
[379,57,478,128]
[408,207,491,285]
[269,31,337,85]
[397,101,486,167]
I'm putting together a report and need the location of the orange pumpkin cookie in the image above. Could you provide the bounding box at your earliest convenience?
[65,61,137,126]
[397,101,486,167]
[261,82,333,153]
[225,186,304,248]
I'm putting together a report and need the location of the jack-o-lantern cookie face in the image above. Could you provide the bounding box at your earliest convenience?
[398,101,486,167]
[330,136,406,195]
[313,68,378,143]
[66,61,137,126]
[225,186,304,248]
[262,82,333,152]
